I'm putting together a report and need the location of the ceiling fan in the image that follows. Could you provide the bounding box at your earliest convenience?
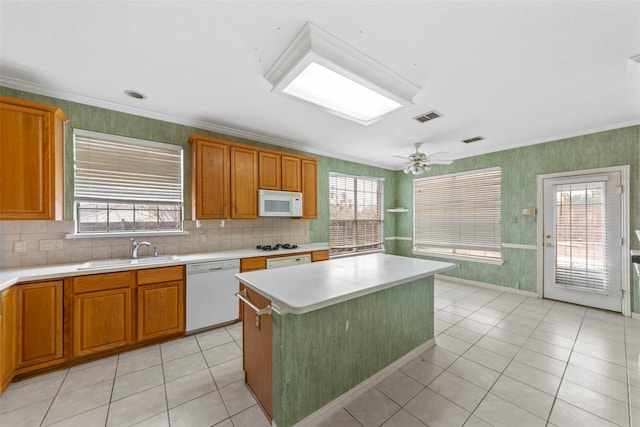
[394,143,453,175]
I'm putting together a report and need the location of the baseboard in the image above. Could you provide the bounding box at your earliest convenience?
[632,312,640,320]
[292,338,436,427]
[435,274,538,298]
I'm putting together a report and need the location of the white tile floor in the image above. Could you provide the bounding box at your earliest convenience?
[1,278,639,426]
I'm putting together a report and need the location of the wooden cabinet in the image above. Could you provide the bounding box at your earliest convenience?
[242,287,273,421]
[137,266,185,342]
[0,96,67,220]
[311,250,330,262]
[72,272,133,358]
[301,159,318,219]
[258,152,281,190]
[16,281,63,368]
[231,146,258,219]
[281,155,301,192]
[190,138,230,219]
[0,287,16,393]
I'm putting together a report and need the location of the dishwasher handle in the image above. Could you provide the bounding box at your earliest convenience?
[236,289,271,329]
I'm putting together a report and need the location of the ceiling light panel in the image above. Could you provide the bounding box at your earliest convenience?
[266,22,421,125]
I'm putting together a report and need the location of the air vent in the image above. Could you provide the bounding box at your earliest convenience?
[462,136,484,144]
[413,111,442,123]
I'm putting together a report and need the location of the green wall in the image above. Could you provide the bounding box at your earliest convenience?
[392,126,640,309]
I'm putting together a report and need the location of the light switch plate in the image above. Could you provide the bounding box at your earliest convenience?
[13,241,26,253]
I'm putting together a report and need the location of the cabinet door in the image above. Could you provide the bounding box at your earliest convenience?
[301,159,318,219]
[231,146,258,219]
[281,156,301,192]
[138,280,185,342]
[192,139,230,219]
[73,288,132,357]
[0,287,16,392]
[242,287,273,421]
[258,152,281,190]
[0,97,66,220]
[16,281,63,367]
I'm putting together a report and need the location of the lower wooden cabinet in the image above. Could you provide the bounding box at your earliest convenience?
[72,272,133,358]
[0,287,16,393]
[16,281,63,368]
[137,266,185,342]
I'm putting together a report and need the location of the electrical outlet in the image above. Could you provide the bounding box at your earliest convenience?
[13,241,26,253]
[39,239,64,251]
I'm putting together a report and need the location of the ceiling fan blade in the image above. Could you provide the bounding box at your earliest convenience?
[426,151,447,158]
[392,155,408,160]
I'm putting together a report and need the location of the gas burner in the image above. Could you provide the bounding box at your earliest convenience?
[256,243,298,251]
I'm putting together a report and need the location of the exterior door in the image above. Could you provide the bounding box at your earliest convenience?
[541,169,626,312]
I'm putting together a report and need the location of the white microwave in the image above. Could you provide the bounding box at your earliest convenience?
[258,190,303,217]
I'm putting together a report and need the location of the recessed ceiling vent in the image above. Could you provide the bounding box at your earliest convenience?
[413,111,441,123]
[462,136,484,144]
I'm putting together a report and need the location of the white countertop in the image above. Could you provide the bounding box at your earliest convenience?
[236,253,456,314]
[0,243,329,292]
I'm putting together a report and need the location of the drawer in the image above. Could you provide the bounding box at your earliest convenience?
[311,250,329,262]
[241,257,266,272]
[73,271,132,294]
[138,266,184,285]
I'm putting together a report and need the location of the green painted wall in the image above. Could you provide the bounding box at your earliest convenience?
[392,126,640,309]
[272,276,433,427]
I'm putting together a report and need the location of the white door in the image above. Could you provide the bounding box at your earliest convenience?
[542,170,624,312]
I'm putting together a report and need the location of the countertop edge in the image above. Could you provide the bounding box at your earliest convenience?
[0,243,330,292]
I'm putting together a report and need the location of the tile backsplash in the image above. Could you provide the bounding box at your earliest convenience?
[0,218,310,269]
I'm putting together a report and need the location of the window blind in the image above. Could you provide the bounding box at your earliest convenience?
[414,167,501,254]
[329,173,383,254]
[74,130,183,203]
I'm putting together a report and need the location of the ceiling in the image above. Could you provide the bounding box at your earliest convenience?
[2,1,639,170]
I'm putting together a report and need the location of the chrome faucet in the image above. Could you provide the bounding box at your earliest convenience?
[131,239,152,259]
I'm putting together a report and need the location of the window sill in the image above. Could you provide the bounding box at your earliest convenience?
[330,248,385,259]
[66,231,189,239]
[412,250,504,266]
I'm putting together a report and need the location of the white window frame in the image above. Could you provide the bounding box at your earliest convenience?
[329,172,384,257]
[413,167,503,265]
[72,129,184,236]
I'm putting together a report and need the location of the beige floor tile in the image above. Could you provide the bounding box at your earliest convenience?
[549,398,621,427]
[428,371,487,412]
[436,310,465,325]
[490,375,554,419]
[475,335,520,358]
[345,388,401,426]
[400,357,443,386]
[166,369,217,409]
[168,391,229,427]
[210,357,244,388]
[445,324,484,344]
[523,337,571,362]
[43,380,113,425]
[456,318,493,335]
[195,327,234,350]
[218,380,257,416]
[528,329,575,349]
[503,360,561,396]
[112,364,164,402]
[564,364,628,403]
[513,348,566,377]
[316,408,362,427]
[485,326,529,347]
[116,347,162,377]
[437,333,474,355]
[160,335,201,362]
[463,415,492,427]
[376,371,424,406]
[59,360,116,395]
[46,404,108,427]
[569,351,627,382]
[463,346,511,373]
[474,393,546,427]
[162,352,208,382]
[0,371,65,414]
[230,405,270,427]
[447,357,500,390]
[419,345,458,369]
[106,384,167,427]
[381,408,427,427]
[574,336,627,367]
[131,411,170,427]
[557,379,630,427]
[202,342,243,367]
[1,399,50,427]
[405,387,470,427]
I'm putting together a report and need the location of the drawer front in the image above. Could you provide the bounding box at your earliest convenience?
[311,250,330,262]
[241,257,266,272]
[73,271,132,294]
[138,266,184,285]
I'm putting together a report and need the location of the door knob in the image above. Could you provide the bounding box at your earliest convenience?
[545,243,553,248]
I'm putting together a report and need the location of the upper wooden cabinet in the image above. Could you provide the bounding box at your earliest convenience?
[190,134,317,220]
[0,96,67,220]
[190,138,230,219]
[16,281,63,369]
[231,146,258,219]
[301,159,318,219]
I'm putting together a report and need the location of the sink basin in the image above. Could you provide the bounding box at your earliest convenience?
[78,255,180,270]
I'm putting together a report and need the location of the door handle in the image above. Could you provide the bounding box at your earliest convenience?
[545,243,553,248]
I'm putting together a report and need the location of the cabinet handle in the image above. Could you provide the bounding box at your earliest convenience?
[235,290,271,329]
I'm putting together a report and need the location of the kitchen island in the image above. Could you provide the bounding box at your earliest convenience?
[236,253,456,427]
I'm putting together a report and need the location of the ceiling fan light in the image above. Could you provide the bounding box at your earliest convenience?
[411,165,423,175]
[403,164,412,174]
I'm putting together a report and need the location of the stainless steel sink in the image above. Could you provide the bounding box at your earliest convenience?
[78,255,180,270]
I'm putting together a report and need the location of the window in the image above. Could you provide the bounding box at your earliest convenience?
[73,129,183,234]
[329,172,383,255]
[414,167,502,262]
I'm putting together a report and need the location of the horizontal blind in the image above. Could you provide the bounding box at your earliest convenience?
[329,173,383,253]
[553,181,608,294]
[74,130,182,203]
[414,167,501,252]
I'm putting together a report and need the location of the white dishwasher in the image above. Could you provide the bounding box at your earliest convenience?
[186,259,240,333]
